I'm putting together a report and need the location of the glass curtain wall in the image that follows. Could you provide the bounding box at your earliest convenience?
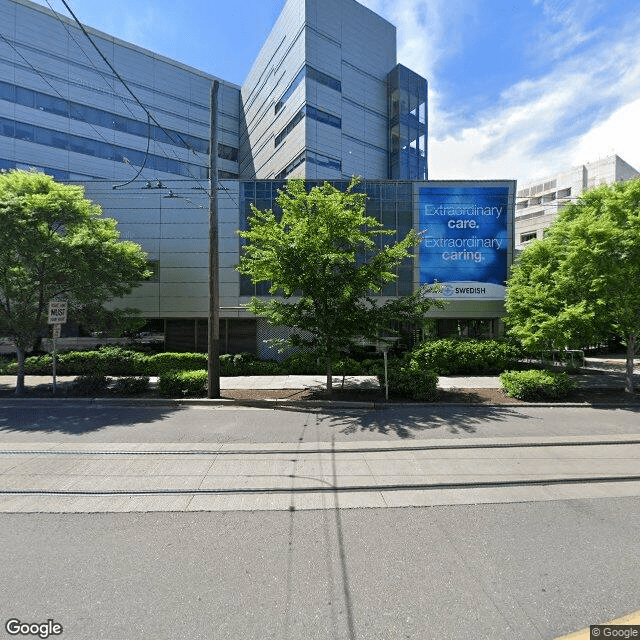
[239,180,413,297]
[387,65,428,180]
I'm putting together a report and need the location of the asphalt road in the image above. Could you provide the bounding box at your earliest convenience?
[2,402,639,640]
[1,402,640,443]
[2,498,639,640]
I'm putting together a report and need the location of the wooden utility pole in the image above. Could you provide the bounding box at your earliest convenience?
[208,80,220,398]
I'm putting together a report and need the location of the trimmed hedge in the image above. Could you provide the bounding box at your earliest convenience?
[110,376,150,396]
[1,347,390,378]
[158,369,207,397]
[410,339,525,375]
[145,352,207,375]
[499,369,576,401]
[279,352,323,375]
[70,374,110,396]
[60,347,148,375]
[377,361,439,401]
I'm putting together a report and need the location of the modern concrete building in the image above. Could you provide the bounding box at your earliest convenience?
[239,0,427,182]
[1,0,513,352]
[0,0,241,183]
[515,154,639,249]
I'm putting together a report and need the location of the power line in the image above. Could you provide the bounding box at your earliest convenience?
[0,32,116,152]
[5,1,235,201]
[57,0,213,167]
[41,0,141,123]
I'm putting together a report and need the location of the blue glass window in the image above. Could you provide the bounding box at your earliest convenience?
[274,105,341,148]
[306,66,341,92]
[275,67,305,115]
[305,105,341,129]
[0,116,208,179]
[0,80,210,156]
[218,143,238,162]
[274,65,341,115]
[274,108,305,147]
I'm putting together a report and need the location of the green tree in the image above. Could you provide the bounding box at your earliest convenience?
[0,170,150,394]
[237,178,443,394]
[505,177,640,392]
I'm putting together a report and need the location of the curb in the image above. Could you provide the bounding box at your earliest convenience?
[1,396,639,410]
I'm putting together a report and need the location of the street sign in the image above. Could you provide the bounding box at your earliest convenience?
[48,301,67,325]
[52,324,61,339]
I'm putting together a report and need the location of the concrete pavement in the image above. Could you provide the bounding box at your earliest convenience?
[2,435,640,513]
[1,360,638,514]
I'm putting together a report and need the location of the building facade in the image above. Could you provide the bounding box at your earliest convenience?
[239,0,427,182]
[1,0,513,353]
[515,154,639,249]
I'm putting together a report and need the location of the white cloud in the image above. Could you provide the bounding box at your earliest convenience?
[531,0,602,62]
[370,0,640,181]
[569,100,640,172]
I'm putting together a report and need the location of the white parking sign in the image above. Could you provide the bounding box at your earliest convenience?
[48,301,67,324]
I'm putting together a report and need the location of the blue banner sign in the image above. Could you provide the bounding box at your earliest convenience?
[419,186,510,299]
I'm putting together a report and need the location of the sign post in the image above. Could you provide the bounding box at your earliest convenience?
[48,301,67,395]
[383,347,389,401]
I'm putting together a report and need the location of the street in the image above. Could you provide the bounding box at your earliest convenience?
[1,402,640,443]
[1,402,640,639]
[2,500,640,640]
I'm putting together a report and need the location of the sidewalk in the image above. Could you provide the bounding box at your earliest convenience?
[2,435,640,513]
[1,367,638,395]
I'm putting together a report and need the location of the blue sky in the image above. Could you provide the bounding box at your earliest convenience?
[30,0,640,182]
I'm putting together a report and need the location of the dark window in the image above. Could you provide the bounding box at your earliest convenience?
[275,108,305,147]
[2,82,209,155]
[15,86,34,108]
[0,81,16,101]
[306,66,341,92]
[15,122,34,141]
[275,65,341,116]
[520,231,537,243]
[306,105,341,128]
[218,143,238,162]
[35,93,68,117]
[275,67,305,115]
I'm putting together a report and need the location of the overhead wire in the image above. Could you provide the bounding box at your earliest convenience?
[4,0,242,209]
[0,32,118,151]
[5,0,254,209]
[41,0,141,122]
[57,0,221,197]
[19,0,215,197]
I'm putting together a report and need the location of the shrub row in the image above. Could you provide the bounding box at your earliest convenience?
[156,363,440,400]
[377,360,439,401]
[3,348,211,376]
[1,347,385,377]
[499,369,576,401]
[69,375,150,397]
[158,370,207,398]
[409,338,526,375]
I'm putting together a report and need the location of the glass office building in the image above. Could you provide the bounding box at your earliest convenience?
[387,65,428,181]
[0,0,514,353]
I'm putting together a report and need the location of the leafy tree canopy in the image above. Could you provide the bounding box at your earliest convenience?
[505,177,640,391]
[0,170,151,393]
[237,178,443,393]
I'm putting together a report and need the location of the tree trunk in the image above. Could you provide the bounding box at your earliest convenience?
[15,346,26,396]
[625,332,636,394]
[326,355,333,396]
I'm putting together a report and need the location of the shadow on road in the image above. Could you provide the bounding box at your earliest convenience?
[0,403,186,436]
[317,404,531,439]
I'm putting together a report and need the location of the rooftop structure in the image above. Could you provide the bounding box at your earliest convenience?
[515,154,639,248]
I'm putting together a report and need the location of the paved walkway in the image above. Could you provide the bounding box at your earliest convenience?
[1,366,638,394]
[2,435,640,513]
[1,357,638,514]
